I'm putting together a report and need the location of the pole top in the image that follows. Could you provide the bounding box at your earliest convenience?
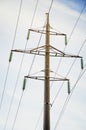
[45,13,49,25]
[45,13,49,19]
[45,12,49,15]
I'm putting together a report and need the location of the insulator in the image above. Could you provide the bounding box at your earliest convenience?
[67,81,70,94]
[65,35,67,46]
[27,29,30,40]
[81,58,84,70]
[9,51,13,62]
[23,78,27,91]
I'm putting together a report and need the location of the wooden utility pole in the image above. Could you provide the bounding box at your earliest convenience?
[43,13,50,130]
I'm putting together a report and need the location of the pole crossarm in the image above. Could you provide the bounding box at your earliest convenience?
[25,75,69,81]
[11,45,82,58]
[24,69,69,82]
[29,28,66,36]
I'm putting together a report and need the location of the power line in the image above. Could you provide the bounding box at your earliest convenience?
[54,95,69,130]
[2,0,40,129]
[10,24,45,130]
[68,2,86,43]
[51,39,86,106]
[27,33,43,75]
[50,1,86,104]
[30,0,39,27]
[3,51,27,130]
[9,30,44,130]
[50,3,86,128]
[50,3,86,91]
[0,0,23,110]
[0,63,10,109]
[11,91,24,130]
[48,0,54,13]
[35,107,43,130]
[54,65,86,130]
[12,0,23,49]
[53,1,86,75]
[71,65,86,92]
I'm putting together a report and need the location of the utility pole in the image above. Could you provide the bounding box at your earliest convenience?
[44,13,50,130]
[11,12,83,130]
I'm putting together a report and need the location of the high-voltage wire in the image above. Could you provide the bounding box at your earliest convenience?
[54,95,69,130]
[48,0,54,13]
[30,0,39,27]
[27,33,43,75]
[4,0,52,128]
[3,49,28,130]
[11,91,24,130]
[10,23,45,130]
[2,0,40,129]
[0,63,10,110]
[35,107,43,130]
[50,1,86,102]
[50,2,86,90]
[53,2,86,74]
[54,65,86,130]
[51,5,86,126]
[68,2,86,42]
[51,39,86,106]
[0,0,23,110]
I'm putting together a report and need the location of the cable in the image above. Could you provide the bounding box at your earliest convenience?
[68,2,86,43]
[54,66,86,129]
[0,63,10,109]
[10,27,44,130]
[12,0,23,49]
[35,107,43,130]
[0,0,23,110]
[3,51,27,130]
[64,39,86,76]
[11,91,24,130]
[50,2,86,90]
[50,0,86,103]
[71,64,86,92]
[27,33,43,75]
[54,65,86,130]
[30,0,39,27]
[52,3,86,128]
[3,0,40,129]
[51,39,86,106]
[53,2,86,76]
[54,95,69,130]
[48,0,54,13]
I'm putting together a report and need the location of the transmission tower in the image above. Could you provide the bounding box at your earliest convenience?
[10,13,83,130]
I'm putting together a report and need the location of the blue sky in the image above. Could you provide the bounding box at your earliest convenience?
[57,0,86,12]
[0,0,86,130]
